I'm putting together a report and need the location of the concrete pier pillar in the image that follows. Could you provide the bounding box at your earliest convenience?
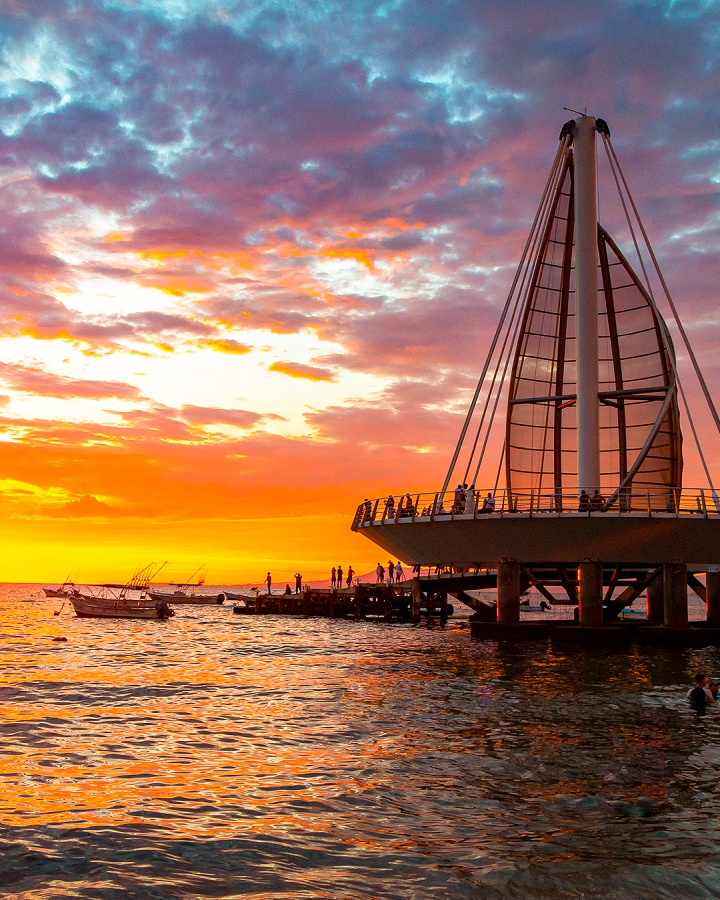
[663,561,688,628]
[706,571,720,624]
[497,559,520,624]
[579,559,603,626]
[646,573,664,624]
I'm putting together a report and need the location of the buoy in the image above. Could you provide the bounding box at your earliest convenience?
[217,593,226,604]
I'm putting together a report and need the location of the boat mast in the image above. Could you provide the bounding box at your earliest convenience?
[574,115,601,494]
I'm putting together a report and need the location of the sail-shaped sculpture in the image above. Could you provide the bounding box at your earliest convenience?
[506,153,682,509]
[351,115,720,631]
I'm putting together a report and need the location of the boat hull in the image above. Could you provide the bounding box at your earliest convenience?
[147,591,224,604]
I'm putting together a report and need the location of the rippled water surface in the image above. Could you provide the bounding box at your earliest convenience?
[2,584,720,898]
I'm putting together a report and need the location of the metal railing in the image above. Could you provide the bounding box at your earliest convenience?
[351,487,720,530]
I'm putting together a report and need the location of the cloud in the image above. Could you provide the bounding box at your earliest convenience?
[50,493,122,517]
[181,405,284,429]
[197,338,252,355]
[0,362,143,401]
[269,361,336,382]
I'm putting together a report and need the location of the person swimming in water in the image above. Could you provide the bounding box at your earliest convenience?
[687,672,715,713]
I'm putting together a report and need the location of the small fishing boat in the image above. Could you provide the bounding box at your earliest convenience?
[147,566,222,604]
[43,581,75,598]
[69,563,175,620]
[70,590,174,619]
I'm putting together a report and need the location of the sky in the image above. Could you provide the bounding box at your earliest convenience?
[0,0,719,583]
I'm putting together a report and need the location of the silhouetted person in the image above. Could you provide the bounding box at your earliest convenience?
[346,566,354,587]
[265,572,272,594]
[481,492,495,513]
[337,565,343,587]
[590,489,605,511]
[687,672,714,713]
[331,566,337,588]
[294,572,302,593]
[578,490,590,512]
[387,559,395,583]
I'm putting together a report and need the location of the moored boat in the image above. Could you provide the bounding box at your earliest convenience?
[43,582,74,598]
[43,574,76,598]
[147,566,219,603]
[69,563,175,620]
[147,587,224,604]
[70,589,174,619]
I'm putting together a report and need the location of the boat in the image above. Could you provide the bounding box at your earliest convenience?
[147,586,224,604]
[43,572,77,598]
[147,566,223,604]
[69,563,175,620]
[43,581,75,598]
[69,589,174,619]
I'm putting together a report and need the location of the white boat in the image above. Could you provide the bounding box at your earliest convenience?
[70,590,174,619]
[43,581,75,598]
[69,563,175,620]
[147,567,220,604]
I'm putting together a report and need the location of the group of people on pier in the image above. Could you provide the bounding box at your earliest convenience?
[376,560,405,584]
[330,565,355,589]
[452,484,495,515]
[383,494,416,519]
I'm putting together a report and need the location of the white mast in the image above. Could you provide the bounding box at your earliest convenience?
[574,115,601,494]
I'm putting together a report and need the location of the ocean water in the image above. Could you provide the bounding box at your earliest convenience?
[2,583,720,899]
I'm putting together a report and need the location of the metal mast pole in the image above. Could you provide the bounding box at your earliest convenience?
[574,115,600,494]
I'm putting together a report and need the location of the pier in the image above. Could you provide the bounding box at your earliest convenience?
[232,580,453,622]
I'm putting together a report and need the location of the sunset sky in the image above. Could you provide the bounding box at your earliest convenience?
[1,0,719,583]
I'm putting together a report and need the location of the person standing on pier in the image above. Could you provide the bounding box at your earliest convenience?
[395,561,404,582]
[387,559,395,583]
[346,566,354,587]
[376,562,385,583]
[331,566,337,588]
[294,572,302,593]
[265,572,272,594]
[337,564,343,588]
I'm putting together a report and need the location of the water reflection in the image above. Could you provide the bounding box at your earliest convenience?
[2,584,720,897]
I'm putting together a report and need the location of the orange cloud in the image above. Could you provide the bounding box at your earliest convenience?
[268,361,336,382]
[198,338,252,355]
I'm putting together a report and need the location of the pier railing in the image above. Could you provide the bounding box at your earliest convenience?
[352,487,720,530]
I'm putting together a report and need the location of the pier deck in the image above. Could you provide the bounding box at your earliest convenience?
[232,581,453,622]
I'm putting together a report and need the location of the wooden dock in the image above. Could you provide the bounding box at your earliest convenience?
[232,581,453,623]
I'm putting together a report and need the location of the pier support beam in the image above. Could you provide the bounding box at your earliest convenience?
[646,573,664,624]
[440,591,448,622]
[497,559,520,624]
[663,561,688,628]
[579,559,603,626]
[411,579,422,622]
[707,571,720,624]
